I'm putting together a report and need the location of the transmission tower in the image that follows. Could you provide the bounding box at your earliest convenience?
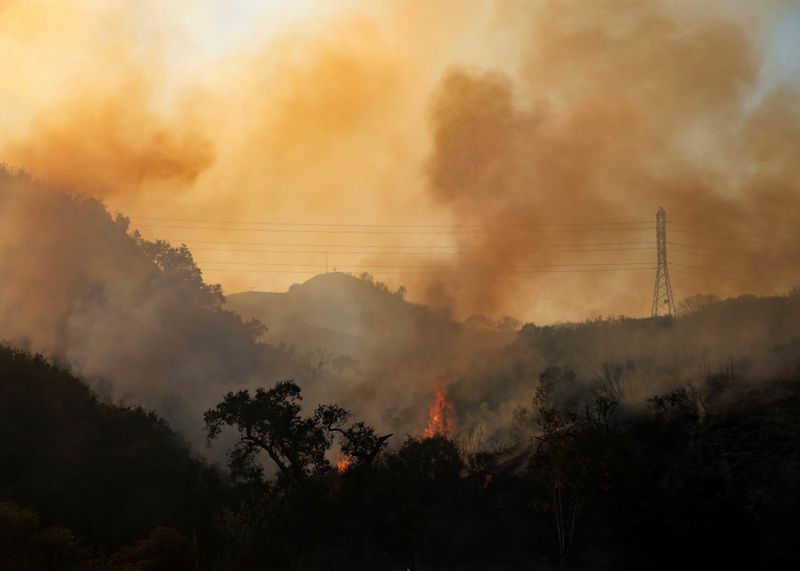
[651,207,676,317]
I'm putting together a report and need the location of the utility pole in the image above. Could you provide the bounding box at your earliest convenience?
[651,207,676,317]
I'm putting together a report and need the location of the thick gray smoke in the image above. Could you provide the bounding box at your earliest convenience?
[0,167,500,448]
[0,168,298,445]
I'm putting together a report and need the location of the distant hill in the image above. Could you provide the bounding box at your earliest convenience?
[228,273,398,360]
[227,273,518,434]
[227,272,516,362]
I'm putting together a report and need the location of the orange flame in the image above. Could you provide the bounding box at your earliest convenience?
[424,387,455,437]
[336,454,351,473]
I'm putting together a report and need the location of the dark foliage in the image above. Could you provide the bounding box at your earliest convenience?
[0,345,226,558]
[2,344,799,570]
[205,371,800,570]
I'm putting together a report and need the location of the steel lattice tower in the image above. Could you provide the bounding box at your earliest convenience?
[651,207,676,317]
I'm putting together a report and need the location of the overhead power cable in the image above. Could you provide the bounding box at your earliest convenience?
[669,227,799,247]
[189,246,655,256]
[196,260,654,270]
[136,224,655,236]
[130,215,653,230]
[670,269,793,289]
[199,266,657,276]
[124,211,797,294]
[142,237,656,250]
[669,244,800,270]
[669,220,800,244]
[670,262,796,287]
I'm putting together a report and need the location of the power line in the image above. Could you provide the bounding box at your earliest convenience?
[669,244,800,270]
[198,263,792,287]
[196,260,654,270]
[130,215,653,230]
[127,215,799,243]
[128,211,799,299]
[143,237,656,250]
[136,224,655,235]
[669,227,797,247]
[199,266,657,276]
[189,246,655,256]
[670,262,796,287]
[670,269,793,289]
[193,255,794,285]
[669,221,800,244]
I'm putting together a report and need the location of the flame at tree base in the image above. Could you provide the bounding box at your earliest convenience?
[424,386,455,437]
[336,454,351,473]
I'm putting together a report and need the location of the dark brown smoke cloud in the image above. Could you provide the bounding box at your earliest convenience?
[422,0,800,319]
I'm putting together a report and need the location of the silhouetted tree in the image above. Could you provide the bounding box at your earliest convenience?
[204,380,390,492]
[0,346,225,551]
[0,502,95,571]
[111,527,196,571]
[531,367,620,567]
[329,421,392,471]
[204,381,346,491]
[677,293,720,316]
[389,435,463,504]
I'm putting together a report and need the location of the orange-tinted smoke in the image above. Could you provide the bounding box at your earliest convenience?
[421,1,800,319]
[1,0,798,322]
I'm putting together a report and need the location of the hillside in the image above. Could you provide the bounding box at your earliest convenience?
[227,273,406,360]
[448,291,800,438]
[226,273,519,434]
[227,276,800,443]
[227,272,517,361]
[0,344,226,553]
[0,167,303,447]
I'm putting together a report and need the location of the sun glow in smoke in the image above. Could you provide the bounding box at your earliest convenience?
[424,386,455,438]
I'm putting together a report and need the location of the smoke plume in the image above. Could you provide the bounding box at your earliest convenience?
[0,169,299,445]
[2,1,797,320]
[0,0,799,453]
[422,0,800,318]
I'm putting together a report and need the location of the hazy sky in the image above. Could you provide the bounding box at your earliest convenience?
[1,1,799,323]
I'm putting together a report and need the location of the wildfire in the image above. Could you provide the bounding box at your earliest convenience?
[424,387,455,437]
[336,454,351,473]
